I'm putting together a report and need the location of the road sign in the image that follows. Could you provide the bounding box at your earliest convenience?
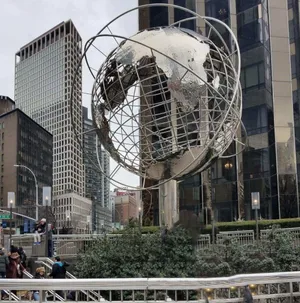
[0,214,11,219]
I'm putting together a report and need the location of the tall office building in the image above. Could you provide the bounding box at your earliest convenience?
[139,0,299,222]
[14,21,89,230]
[83,106,111,232]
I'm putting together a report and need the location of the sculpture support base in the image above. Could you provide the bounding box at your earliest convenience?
[159,180,179,228]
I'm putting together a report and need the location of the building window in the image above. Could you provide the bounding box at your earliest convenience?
[240,61,264,91]
[236,0,261,13]
[243,147,270,179]
[193,187,200,200]
[238,20,262,50]
[242,104,269,135]
[149,0,169,27]
[205,0,229,22]
[174,0,196,30]
[289,20,295,42]
[291,55,297,78]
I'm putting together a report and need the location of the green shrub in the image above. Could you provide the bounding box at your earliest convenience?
[76,227,196,278]
[202,218,300,234]
[111,225,159,234]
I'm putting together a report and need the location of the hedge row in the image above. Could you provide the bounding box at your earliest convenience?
[112,218,300,234]
[203,218,300,233]
[112,225,160,234]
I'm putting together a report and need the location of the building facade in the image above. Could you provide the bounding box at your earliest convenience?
[0,96,15,115]
[14,21,91,229]
[110,189,142,226]
[139,0,299,223]
[0,97,52,221]
[83,106,111,232]
[53,192,91,233]
[114,190,139,226]
[14,20,84,198]
[110,190,116,223]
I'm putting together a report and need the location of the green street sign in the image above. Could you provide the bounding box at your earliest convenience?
[0,214,11,219]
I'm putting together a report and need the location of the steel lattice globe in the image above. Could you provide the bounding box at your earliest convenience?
[92,26,242,183]
[70,4,245,189]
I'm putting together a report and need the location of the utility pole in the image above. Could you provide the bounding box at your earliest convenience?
[45,196,49,257]
[43,187,51,257]
[7,192,15,248]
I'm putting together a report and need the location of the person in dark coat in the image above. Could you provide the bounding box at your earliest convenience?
[6,246,25,296]
[243,285,253,303]
[49,256,69,279]
[49,256,69,298]
[6,246,24,279]
[0,249,8,278]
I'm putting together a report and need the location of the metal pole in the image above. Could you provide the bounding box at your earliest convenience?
[9,205,12,247]
[14,165,38,222]
[45,199,49,257]
[35,184,39,222]
[139,210,141,232]
[212,216,215,244]
[255,208,259,241]
[0,208,36,221]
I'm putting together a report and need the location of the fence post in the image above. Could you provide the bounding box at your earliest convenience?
[289,282,293,303]
[39,289,43,303]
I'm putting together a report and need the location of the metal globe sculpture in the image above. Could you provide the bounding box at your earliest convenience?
[71,4,246,190]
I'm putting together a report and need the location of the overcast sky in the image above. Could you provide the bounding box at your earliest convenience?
[0,0,139,189]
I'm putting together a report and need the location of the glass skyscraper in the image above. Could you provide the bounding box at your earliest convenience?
[14,21,89,230]
[83,106,111,232]
[139,0,299,223]
[15,20,83,198]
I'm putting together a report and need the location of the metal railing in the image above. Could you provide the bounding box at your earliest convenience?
[260,227,300,246]
[216,230,255,245]
[0,272,300,302]
[22,268,64,301]
[197,234,211,249]
[36,258,104,301]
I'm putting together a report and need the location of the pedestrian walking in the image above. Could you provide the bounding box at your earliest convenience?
[6,246,24,279]
[0,249,8,278]
[49,256,69,298]
[243,285,253,303]
[6,246,25,296]
[49,256,69,279]
[33,267,45,301]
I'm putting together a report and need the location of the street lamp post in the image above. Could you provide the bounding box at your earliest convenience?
[43,187,51,257]
[251,192,260,241]
[138,206,142,232]
[14,164,39,221]
[7,192,15,247]
[86,215,91,234]
[45,196,49,257]
[66,210,71,233]
[100,220,105,235]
